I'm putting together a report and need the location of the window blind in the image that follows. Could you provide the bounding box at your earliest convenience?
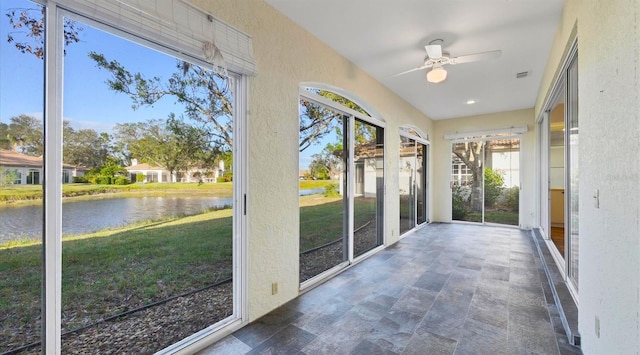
[54,0,256,76]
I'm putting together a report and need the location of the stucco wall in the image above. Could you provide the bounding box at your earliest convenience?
[577,1,639,353]
[431,109,535,228]
[189,0,434,321]
[537,0,640,353]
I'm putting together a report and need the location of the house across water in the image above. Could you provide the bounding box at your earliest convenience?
[0,149,85,184]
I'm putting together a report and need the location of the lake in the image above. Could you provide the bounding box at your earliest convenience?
[0,188,327,243]
[0,195,233,243]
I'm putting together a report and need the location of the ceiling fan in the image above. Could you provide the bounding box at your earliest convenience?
[392,39,502,83]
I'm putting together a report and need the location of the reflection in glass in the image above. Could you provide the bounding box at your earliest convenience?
[567,56,579,290]
[299,98,348,282]
[399,137,416,234]
[353,119,384,258]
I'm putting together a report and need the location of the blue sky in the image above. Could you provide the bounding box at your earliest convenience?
[0,0,186,132]
[0,0,324,170]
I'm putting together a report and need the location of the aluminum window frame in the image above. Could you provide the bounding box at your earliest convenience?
[298,88,386,290]
[37,2,248,352]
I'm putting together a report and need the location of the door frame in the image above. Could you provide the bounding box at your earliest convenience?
[399,129,430,235]
[449,134,523,227]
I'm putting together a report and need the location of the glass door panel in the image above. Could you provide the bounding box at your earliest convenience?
[549,83,566,259]
[299,99,348,282]
[483,139,520,226]
[416,143,427,225]
[353,119,384,258]
[61,18,235,351]
[1,1,44,351]
[452,141,484,223]
[567,56,579,290]
[399,137,416,234]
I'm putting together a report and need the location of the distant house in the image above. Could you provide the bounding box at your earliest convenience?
[125,159,225,183]
[0,149,84,184]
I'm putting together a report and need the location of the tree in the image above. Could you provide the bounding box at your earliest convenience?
[6,7,82,59]
[299,90,375,153]
[113,117,219,178]
[6,115,43,155]
[0,122,10,150]
[89,52,233,149]
[309,143,342,180]
[63,121,110,168]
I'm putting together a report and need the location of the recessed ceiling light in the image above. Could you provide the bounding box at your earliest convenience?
[466,99,476,105]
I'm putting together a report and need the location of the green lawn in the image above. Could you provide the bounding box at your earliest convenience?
[299,194,377,252]
[0,192,364,343]
[466,210,519,225]
[0,209,234,333]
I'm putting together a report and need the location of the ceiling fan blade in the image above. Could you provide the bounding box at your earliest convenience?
[389,63,431,78]
[450,50,502,64]
[425,44,442,59]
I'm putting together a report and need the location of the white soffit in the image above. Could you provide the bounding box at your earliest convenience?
[265,0,563,120]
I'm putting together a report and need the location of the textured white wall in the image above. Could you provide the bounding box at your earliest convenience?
[431,109,535,228]
[577,1,640,352]
[189,0,434,321]
[536,0,640,352]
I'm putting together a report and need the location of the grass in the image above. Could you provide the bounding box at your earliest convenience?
[299,194,377,252]
[466,210,519,225]
[298,180,334,190]
[0,180,332,204]
[0,182,234,204]
[0,193,367,346]
[1,209,234,333]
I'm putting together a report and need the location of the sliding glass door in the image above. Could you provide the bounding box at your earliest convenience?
[1,1,249,352]
[452,141,484,223]
[452,138,520,226]
[566,55,579,290]
[541,45,578,295]
[399,131,429,235]
[299,89,385,285]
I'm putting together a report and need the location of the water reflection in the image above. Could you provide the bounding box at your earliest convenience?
[0,196,232,243]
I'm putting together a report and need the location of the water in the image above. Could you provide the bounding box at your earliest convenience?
[299,188,325,196]
[0,195,232,243]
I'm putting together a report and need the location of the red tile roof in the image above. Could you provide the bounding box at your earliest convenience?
[0,149,76,169]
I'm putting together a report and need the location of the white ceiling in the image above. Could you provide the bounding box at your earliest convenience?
[265,0,563,120]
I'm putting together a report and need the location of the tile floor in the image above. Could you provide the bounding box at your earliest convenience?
[199,223,582,355]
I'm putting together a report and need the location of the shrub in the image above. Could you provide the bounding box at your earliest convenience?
[484,168,504,207]
[323,183,340,197]
[96,176,111,185]
[223,172,233,182]
[216,177,225,183]
[135,173,145,183]
[452,185,468,220]
[113,176,131,185]
[504,186,519,212]
[72,176,89,183]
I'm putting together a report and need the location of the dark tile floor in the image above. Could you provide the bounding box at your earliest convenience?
[199,223,582,355]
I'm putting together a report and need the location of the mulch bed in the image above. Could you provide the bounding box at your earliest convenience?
[10,283,232,355]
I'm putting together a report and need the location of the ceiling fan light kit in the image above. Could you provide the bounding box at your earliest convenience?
[392,41,502,84]
[427,66,447,83]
